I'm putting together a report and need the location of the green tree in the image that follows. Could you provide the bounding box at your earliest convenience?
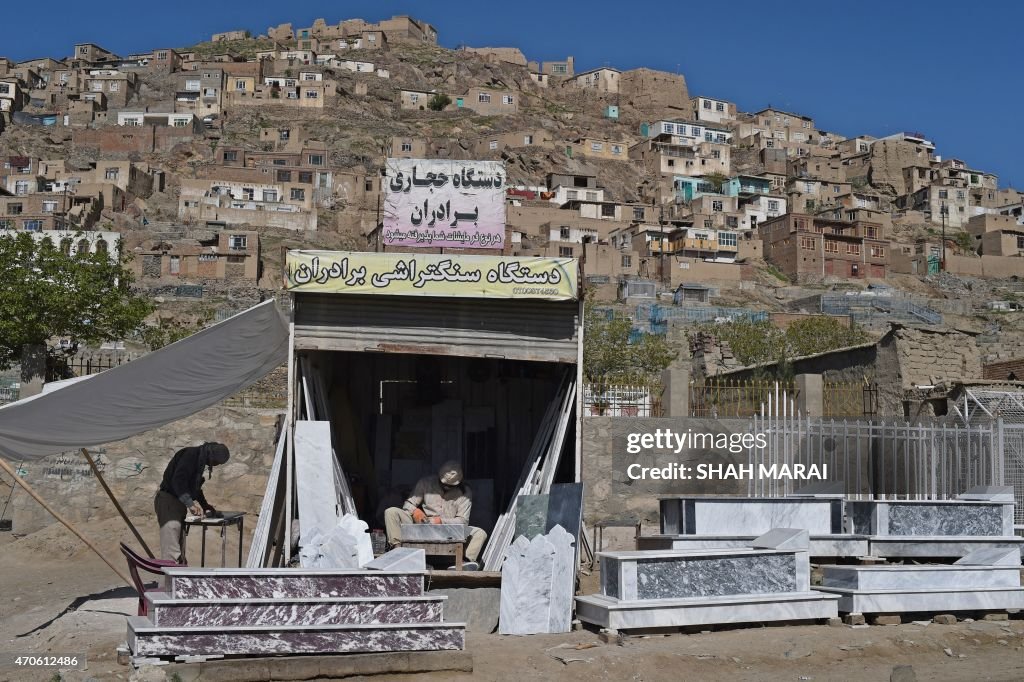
[784,316,869,357]
[583,303,677,384]
[427,93,451,111]
[703,171,729,192]
[0,233,153,370]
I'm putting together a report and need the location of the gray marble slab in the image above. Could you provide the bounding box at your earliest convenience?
[957,485,1015,502]
[401,523,467,542]
[546,483,584,545]
[514,494,549,539]
[821,565,1021,591]
[575,591,838,630]
[635,553,798,600]
[146,593,446,627]
[752,529,809,551]
[868,537,1024,559]
[602,557,621,599]
[816,586,1024,615]
[128,618,465,657]
[365,548,427,572]
[955,548,1022,567]
[887,503,1003,536]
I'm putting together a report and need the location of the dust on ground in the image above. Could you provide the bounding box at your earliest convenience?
[0,520,1022,682]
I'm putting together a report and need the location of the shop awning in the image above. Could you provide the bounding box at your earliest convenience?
[0,299,289,461]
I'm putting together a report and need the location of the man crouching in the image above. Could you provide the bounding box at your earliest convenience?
[384,460,487,571]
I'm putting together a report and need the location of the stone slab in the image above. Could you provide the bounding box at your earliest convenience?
[867,536,1024,559]
[163,650,473,682]
[294,421,341,538]
[752,528,809,551]
[957,485,1015,502]
[366,548,427,572]
[428,587,500,634]
[145,593,446,627]
[821,565,1021,591]
[815,586,1024,615]
[575,591,839,631]
[498,526,576,634]
[848,500,1013,537]
[546,482,584,545]
[636,534,870,557]
[514,494,549,539]
[127,618,466,657]
[954,548,1022,567]
[165,569,426,599]
[660,497,841,535]
[401,523,468,542]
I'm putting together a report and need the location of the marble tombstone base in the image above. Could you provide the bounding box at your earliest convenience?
[867,536,1024,559]
[659,497,843,536]
[816,548,1024,614]
[129,567,466,658]
[847,499,1014,537]
[576,529,839,631]
[128,619,465,657]
[638,534,870,558]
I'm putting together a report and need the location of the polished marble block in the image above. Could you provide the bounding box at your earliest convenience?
[955,548,1022,567]
[821,565,1021,591]
[847,500,1013,537]
[165,569,425,600]
[514,494,549,539]
[957,485,1015,502]
[660,497,841,536]
[499,525,576,635]
[752,528,809,551]
[128,618,465,657]
[636,534,870,558]
[365,548,426,572]
[868,536,1024,559]
[401,523,467,542]
[146,593,446,627]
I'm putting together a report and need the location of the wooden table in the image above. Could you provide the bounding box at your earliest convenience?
[400,540,464,571]
[183,512,245,567]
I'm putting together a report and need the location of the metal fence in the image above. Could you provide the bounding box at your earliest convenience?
[747,413,1003,505]
[46,354,135,381]
[823,381,877,417]
[690,379,798,418]
[583,383,661,417]
[820,293,942,326]
[0,383,19,405]
[1003,424,1024,525]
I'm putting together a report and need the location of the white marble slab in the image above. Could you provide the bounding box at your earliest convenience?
[868,536,1024,559]
[660,497,841,535]
[637,534,868,559]
[752,528,809,551]
[816,586,1024,615]
[499,526,576,635]
[822,565,1021,591]
[294,421,341,539]
[575,591,838,630]
[366,548,427,572]
[955,548,1022,567]
[401,523,468,542]
[957,485,1015,503]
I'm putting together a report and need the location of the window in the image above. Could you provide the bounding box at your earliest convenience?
[586,191,598,201]
[272,159,286,165]
[8,203,23,215]
[123,117,141,126]
[276,170,292,182]
[298,171,313,184]
[42,201,57,213]
[703,100,712,109]
[489,140,498,150]
[169,255,180,274]
[692,127,701,137]
[478,92,491,103]
[198,253,218,262]
[235,79,246,91]
[305,89,319,99]
[750,216,758,228]
[303,73,317,81]
[558,246,573,257]
[768,200,780,212]
[90,81,103,92]
[726,216,738,228]
[601,204,616,217]
[824,240,839,253]
[801,237,816,250]
[173,118,189,127]
[711,150,721,159]
[308,154,324,166]
[0,84,9,94]
[566,190,578,200]
[401,142,413,152]
[23,219,43,231]
[612,144,622,154]
[621,255,632,267]
[719,232,737,247]
[502,95,514,105]
[956,191,965,200]
[806,199,816,210]
[832,185,840,193]
[712,200,723,212]
[705,132,713,142]
[632,207,645,221]
[185,79,200,91]
[242,187,254,200]
[290,188,305,200]
[716,102,725,112]
[1018,236,1024,251]
[552,64,568,74]
[866,226,878,238]
[765,140,774,148]
[524,135,534,145]
[14,181,29,195]
[938,189,948,199]
[0,219,12,229]
[79,46,89,54]
[847,243,861,255]
[263,190,277,202]
[703,219,713,229]
[871,245,885,258]
[560,226,571,240]
[229,234,248,250]
[591,142,603,152]
[223,150,237,162]
[850,263,860,276]
[280,130,291,141]
[409,93,419,104]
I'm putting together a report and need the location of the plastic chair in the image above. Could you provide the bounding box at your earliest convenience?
[119,542,185,616]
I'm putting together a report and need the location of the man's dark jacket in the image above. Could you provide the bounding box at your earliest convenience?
[159,443,227,508]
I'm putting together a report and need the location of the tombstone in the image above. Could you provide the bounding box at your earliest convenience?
[514,494,549,539]
[499,525,576,635]
[365,547,427,572]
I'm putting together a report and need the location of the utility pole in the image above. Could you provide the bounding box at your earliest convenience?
[939,200,948,271]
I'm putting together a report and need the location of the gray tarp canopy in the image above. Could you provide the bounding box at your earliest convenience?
[0,299,289,461]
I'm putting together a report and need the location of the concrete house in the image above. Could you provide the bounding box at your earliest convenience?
[691,95,737,124]
[569,68,620,93]
[456,87,519,115]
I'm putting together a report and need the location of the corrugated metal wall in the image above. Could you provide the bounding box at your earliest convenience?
[293,293,580,364]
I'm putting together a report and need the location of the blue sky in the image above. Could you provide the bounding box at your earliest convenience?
[4,1,1020,186]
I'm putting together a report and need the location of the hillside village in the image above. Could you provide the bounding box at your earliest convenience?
[2,13,1024,414]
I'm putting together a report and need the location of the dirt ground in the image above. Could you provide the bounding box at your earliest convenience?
[1,523,1022,682]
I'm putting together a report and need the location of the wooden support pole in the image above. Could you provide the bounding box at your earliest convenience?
[81,448,154,558]
[0,456,133,587]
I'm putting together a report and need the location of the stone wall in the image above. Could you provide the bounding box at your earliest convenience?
[8,405,282,536]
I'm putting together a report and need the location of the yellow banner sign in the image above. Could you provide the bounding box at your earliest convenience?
[286,251,579,301]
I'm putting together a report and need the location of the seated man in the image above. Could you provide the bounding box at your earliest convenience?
[384,460,488,571]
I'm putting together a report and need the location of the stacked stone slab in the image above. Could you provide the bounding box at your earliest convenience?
[638,495,869,558]
[127,567,465,658]
[848,488,1023,558]
[817,548,1024,615]
[576,529,839,631]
